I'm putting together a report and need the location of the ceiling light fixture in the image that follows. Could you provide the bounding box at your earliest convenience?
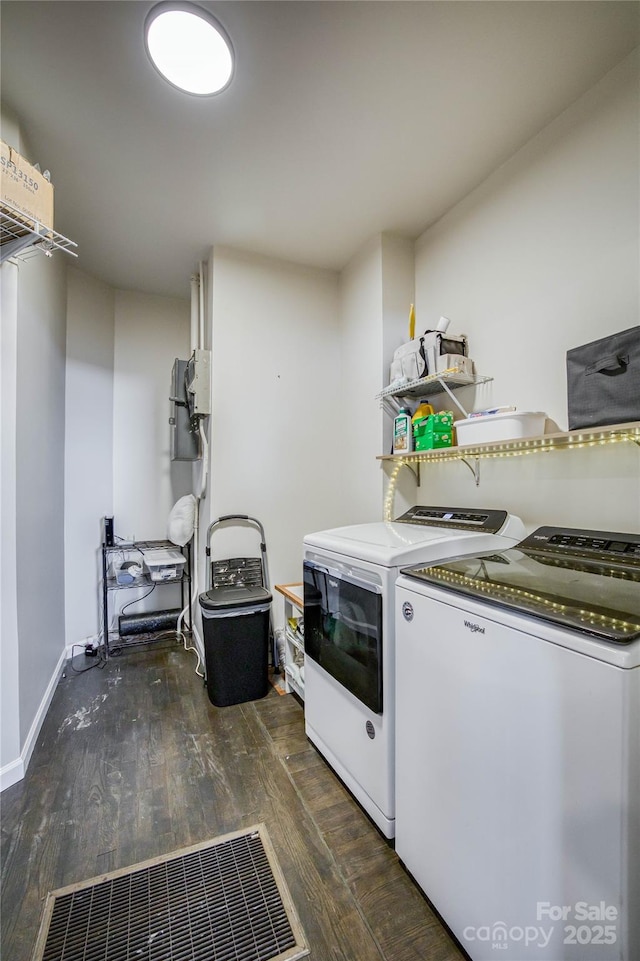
[145,2,234,96]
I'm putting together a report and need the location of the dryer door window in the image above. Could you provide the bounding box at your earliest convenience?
[304,560,383,713]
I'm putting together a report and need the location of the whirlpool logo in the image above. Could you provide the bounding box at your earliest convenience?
[402,601,414,622]
[464,619,485,634]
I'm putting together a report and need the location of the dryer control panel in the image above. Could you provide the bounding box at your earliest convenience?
[396,505,507,533]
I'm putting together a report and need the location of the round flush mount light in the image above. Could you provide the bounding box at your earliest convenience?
[145,2,234,96]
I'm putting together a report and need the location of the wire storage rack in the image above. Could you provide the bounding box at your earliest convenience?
[101,539,191,657]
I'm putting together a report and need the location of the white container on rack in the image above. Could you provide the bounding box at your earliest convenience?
[143,548,187,582]
[393,408,414,453]
[455,410,547,445]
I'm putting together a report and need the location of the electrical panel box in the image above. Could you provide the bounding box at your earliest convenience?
[186,349,211,417]
[170,358,200,461]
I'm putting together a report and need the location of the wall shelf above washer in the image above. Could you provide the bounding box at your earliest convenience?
[378,420,640,464]
[378,421,640,493]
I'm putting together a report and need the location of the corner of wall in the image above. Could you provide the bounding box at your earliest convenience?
[0,644,67,793]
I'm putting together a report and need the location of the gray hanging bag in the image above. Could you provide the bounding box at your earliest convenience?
[566,325,640,430]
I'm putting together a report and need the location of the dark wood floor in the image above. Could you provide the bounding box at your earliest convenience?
[1,643,466,961]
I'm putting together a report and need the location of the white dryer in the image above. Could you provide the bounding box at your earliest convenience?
[395,525,640,961]
[302,505,525,839]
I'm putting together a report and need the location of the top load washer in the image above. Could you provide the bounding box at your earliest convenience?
[302,505,525,838]
[395,526,640,960]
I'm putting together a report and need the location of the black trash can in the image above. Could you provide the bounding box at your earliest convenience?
[199,584,272,707]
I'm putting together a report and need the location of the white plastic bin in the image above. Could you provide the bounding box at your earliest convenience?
[142,548,187,582]
[456,411,547,445]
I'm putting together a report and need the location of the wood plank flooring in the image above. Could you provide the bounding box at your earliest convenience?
[1,643,466,961]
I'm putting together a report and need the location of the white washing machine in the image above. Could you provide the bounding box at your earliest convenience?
[302,505,525,839]
[395,525,640,961]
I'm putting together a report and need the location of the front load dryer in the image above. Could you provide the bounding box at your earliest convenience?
[302,505,525,839]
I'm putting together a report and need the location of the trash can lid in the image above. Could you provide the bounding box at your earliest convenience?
[199,585,272,612]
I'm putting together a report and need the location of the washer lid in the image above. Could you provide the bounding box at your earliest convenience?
[303,507,524,567]
[402,526,640,643]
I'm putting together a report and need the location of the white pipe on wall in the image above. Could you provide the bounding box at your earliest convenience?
[198,261,205,350]
[179,263,209,676]
[198,418,208,500]
[190,274,199,352]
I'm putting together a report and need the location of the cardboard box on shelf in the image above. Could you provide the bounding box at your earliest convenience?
[1,140,54,236]
[413,412,455,451]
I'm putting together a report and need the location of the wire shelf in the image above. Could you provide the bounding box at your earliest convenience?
[378,368,492,401]
[0,200,78,264]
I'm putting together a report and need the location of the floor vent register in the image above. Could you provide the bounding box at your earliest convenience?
[32,825,309,961]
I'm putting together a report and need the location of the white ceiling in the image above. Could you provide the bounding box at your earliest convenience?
[2,1,639,300]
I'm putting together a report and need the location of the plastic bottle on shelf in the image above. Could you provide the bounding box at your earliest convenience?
[393,407,414,454]
[411,402,434,425]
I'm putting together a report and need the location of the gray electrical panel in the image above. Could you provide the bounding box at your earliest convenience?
[170,359,200,461]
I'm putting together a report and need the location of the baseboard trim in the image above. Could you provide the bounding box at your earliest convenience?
[0,756,24,792]
[0,646,67,793]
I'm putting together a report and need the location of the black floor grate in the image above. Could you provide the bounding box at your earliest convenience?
[33,825,309,961]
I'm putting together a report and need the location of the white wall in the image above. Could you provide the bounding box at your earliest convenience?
[338,236,385,522]
[339,233,415,521]
[379,234,417,517]
[104,291,193,635]
[112,290,191,542]
[408,50,640,533]
[15,250,69,769]
[208,247,342,604]
[1,261,21,780]
[1,109,69,789]
[64,268,115,651]
[64,281,191,653]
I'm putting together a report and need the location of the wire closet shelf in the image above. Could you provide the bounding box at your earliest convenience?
[1,199,78,264]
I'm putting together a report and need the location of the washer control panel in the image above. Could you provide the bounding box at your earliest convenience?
[522,526,640,562]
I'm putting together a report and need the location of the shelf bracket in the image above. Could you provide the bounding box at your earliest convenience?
[401,460,420,484]
[0,233,43,264]
[436,376,470,418]
[460,457,480,486]
[381,394,403,417]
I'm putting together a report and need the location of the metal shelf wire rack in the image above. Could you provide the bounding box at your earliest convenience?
[1,200,78,264]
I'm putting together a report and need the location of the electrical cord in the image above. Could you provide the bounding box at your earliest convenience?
[107,628,188,659]
[69,643,107,673]
[113,536,143,552]
[119,583,156,616]
[179,621,205,677]
[105,584,158,653]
